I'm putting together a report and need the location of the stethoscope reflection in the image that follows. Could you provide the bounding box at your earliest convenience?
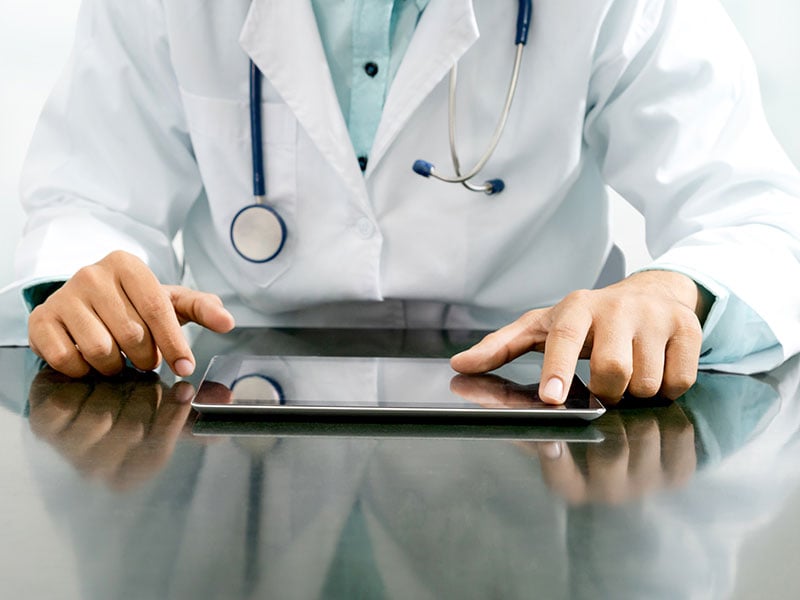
[26,366,197,491]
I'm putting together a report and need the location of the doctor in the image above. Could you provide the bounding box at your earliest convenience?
[17,0,800,402]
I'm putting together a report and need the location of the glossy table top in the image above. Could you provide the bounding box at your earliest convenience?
[2,328,800,599]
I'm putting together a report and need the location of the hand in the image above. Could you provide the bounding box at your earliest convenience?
[27,366,196,491]
[28,251,235,378]
[451,271,710,404]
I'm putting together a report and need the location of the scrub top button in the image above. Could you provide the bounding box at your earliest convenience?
[364,62,379,77]
[356,217,375,238]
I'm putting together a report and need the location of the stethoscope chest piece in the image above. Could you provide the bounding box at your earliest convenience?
[230,203,287,263]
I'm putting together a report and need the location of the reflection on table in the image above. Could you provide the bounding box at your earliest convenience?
[2,329,800,599]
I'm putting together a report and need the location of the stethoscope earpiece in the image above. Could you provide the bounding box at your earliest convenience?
[412,160,434,178]
[485,179,505,195]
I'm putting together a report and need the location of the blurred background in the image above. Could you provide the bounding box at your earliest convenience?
[1,0,799,284]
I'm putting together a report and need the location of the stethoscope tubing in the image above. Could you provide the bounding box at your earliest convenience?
[250,60,266,199]
[446,43,524,189]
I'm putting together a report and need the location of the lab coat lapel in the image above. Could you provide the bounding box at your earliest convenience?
[239,0,368,205]
[368,0,480,174]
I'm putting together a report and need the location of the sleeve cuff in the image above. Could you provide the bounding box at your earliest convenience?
[21,280,67,312]
[632,264,780,372]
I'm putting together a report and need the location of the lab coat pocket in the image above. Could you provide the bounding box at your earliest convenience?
[179,89,298,290]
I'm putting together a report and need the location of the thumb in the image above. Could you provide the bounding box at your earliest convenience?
[450,309,548,374]
[166,286,236,333]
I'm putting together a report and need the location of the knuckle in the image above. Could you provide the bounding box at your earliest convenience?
[116,321,146,348]
[562,289,592,307]
[517,309,541,328]
[105,250,136,266]
[28,305,49,328]
[628,376,662,398]
[138,291,172,322]
[72,264,109,290]
[80,339,114,361]
[591,355,633,380]
[662,371,697,399]
[672,309,702,335]
[46,346,75,370]
[46,349,88,378]
[547,321,585,344]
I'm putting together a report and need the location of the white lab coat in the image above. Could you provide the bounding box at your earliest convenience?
[14,0,800,369]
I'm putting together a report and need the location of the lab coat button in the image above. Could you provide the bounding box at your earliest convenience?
[356,217,375,238]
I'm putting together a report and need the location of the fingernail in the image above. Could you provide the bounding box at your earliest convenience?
[541,442,563,460]
[174,358,195,377]
[541,377,564,403]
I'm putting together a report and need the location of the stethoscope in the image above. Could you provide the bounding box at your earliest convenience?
[231,0,533,263]
[230,61,289,264]
[413,0,532,195]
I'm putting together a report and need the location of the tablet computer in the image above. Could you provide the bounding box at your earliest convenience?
[191,354,605,421]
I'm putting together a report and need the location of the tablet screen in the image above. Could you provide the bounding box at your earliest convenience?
[191,354,605,421]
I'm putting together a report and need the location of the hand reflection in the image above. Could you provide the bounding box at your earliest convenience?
[27,367,195,491]
[451,372,696,505]
[450,373,564,409]
[535,405,696,505]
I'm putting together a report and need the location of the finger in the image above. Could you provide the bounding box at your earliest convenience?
[196,381,235,405]
[112,382,194,491]
[91,285,160,372]
[661,321,702,399]
[118,269,195,377]
[540,300,594,404]
[51,384,121,470]
[536,442,588,505]
[450,309,549,374]
[587,321,634,403]
[623,414,663,497]
[27,374,92,441]
[586,413,630,504]
[29,310,91,378]
[62,304,125,376]
[658,404,697,488]
[73,381,157,482]
[166,286,235,333]
[627,336,667,399]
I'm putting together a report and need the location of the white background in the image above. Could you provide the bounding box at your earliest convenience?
[0,2,799,598]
